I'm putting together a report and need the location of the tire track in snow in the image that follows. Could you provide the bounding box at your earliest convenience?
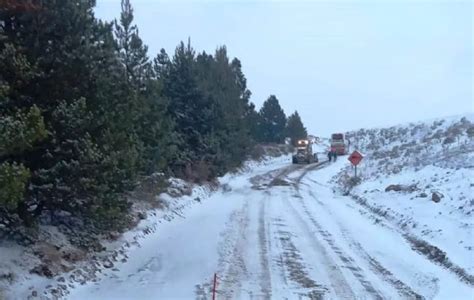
[251,161,325,190]
[272,215,327,299]
[283,196,357,299]
[286,164,385,299]
[294,161,330,187]
[348,194,474,287]
[256,163,332,298]
[199,199,250,300]
[303,187,425,299]
[261,161,355,298]
[291,193,384,299]
[258,198,272,299]
[250,164,302,190]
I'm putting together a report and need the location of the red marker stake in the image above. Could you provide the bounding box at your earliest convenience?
[212,273,217,300]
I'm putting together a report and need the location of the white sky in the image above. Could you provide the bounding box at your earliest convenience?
[95,0,473,136]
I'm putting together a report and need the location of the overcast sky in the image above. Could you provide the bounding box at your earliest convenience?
[95,0,472,136]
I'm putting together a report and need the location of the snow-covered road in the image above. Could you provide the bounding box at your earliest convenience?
[68,157,473,299]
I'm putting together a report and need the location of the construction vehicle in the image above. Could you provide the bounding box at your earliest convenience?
[330,133,347,155]
[292,139,318,164]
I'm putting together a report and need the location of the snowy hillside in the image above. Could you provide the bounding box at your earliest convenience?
[347,114,474,174]
[338,114,474,281]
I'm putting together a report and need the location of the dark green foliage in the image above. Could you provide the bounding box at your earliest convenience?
[0,0,138,233]
[0,162,30,210]
[258,95,287,143]
[246,102,263,142]
[192,48,254,176]
[0,105,48,156]
[158,43,256,180]
[286,111,308,146]
[0,0,308,240]
[161,41,213,177]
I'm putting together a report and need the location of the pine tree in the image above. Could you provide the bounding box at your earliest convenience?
[0,0,137,230]
[114,0,152,88]
[114,0,172,175]
[286,111,308,146]
[258,95,287,143]
[162,40,213,178]
[193,47,254,175]
[0,0,271,237]
[246,102,263,142]
[0,24,48,226]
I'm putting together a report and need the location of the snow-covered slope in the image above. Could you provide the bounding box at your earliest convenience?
[339,114,474,277]
[0,155,292,300]
[347,114,474,174]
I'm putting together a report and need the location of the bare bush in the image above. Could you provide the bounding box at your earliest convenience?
[443,136,455,145]
[446,124,462,140]
[250,144,265,160]
[183,161,212,183]
[466,126,474,139]
[389,145,401,159]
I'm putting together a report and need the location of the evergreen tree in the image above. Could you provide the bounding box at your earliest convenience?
[228,57,254,164]
[114,0,172,175]
[114,0,152,88]
[0,44,47,214]
[162,40,213,178]
[258,95,287,143]
[0,0,272,239]
[286,111,308,146]
[246,102,263,142]
[194,47,254,175]
[0,0,136,230]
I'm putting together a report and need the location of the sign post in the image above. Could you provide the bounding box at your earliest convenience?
[212,273,217,300]
[348,150,363,178]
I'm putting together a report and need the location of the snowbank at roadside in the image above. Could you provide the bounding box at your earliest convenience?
[353,166,473,273]
[0,153,291,300]
[336,114,474,278]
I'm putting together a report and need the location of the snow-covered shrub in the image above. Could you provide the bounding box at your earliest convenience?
[443,136,456,145]
[466,126,474,138]
[0,162,30,210]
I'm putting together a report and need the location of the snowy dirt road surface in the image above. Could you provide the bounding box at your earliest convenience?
[68,156,473,300]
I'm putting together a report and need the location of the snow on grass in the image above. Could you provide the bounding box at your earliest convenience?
[303,159,473,299]
[335,114,474,286]
[354,165,474,273]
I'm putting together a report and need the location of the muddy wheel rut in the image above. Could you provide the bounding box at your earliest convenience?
[272,216,328,299]
[283,196,357,299]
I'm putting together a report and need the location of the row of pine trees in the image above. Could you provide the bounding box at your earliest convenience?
[0,1,308,235]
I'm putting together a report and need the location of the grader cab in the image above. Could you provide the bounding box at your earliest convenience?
[292,139,318,164]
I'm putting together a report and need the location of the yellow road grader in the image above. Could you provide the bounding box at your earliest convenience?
[292,139,318,164]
